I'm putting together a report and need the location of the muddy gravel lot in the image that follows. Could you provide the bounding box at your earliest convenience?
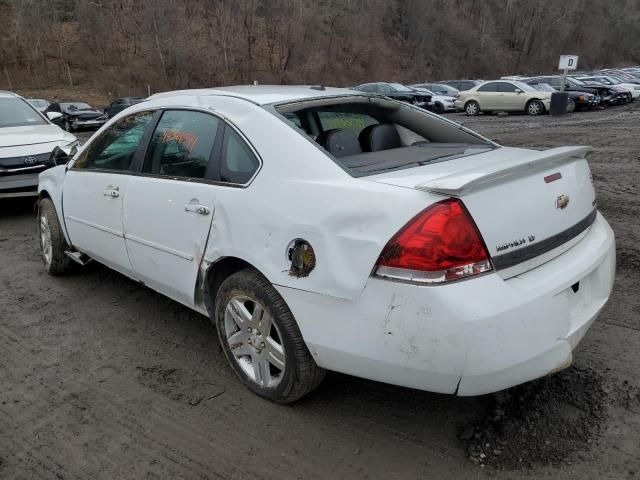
[1,103,639,479]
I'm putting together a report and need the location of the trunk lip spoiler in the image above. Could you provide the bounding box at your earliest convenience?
[415,146,591,195]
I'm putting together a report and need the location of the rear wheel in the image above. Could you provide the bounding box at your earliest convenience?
[526,99,545,116]
[434,102,444,114]
[214,268,325,403]
[38,198,72,275]
[465,101,480,116]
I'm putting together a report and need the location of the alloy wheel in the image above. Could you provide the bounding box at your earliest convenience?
[40,213,52,266]
[224,294,285,388]
[528,101,542,115]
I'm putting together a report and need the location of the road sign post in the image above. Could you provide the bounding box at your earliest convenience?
[558,55,579,93]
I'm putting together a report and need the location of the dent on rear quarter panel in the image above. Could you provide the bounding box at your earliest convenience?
[196,95,439,301]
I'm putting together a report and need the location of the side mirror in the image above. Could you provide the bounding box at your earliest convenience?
[46,111,63,121]
[514,88,523,93]
[48,145,76,166]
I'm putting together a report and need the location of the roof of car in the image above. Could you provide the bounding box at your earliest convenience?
[0,90,20,98]
[148,85,361,105]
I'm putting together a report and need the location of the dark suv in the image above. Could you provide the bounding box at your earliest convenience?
[104,97,144,118]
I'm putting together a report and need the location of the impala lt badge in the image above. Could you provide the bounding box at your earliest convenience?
[556,194,570,209]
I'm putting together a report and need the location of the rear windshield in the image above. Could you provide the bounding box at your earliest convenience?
[0,97,47,127]
[273,96,494,177]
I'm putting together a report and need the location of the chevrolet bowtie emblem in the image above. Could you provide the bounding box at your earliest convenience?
[556,194,570,209]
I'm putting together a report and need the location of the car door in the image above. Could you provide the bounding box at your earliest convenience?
[122,109,222,307]
[62,111,155,276]
[475,82,500,109]
[497,82,523,110]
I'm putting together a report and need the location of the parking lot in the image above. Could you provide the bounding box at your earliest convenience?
[1,103,639,479]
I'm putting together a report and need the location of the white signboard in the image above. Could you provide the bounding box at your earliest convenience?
[558,55,579,70]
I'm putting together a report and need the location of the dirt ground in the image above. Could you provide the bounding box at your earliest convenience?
[1,102,639,480]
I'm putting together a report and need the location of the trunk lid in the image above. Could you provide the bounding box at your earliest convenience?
[366,146,597,278]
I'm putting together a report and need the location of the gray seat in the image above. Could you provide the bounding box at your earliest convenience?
[318,129,362,158]
[359,124,402,152]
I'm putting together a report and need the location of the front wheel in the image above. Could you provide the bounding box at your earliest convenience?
[465,101,480,116]
[526,99,545,116]
[214,269,325,403]
[63,119,73,131]
[566,98,576,113]
[38,198,72,275]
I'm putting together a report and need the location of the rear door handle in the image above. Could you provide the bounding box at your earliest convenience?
[103,186,120,198]
[184,203,210,215]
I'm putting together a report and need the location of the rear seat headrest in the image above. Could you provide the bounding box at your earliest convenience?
[317,128,362,158]
[359,124,402,152]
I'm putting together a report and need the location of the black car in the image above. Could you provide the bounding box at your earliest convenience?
[526,76,625,106]
[104,97,144,118]
[44,102,108,131]
[527,82,599,112]
[436,80,480,91]
[352,83,431,107]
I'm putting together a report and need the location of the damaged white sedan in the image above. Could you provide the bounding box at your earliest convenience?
[37,86,615,403]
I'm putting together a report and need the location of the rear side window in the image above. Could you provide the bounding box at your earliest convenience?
[478,82,498,92]
[143,110,219,179]
[318,111,378,134]
[74,111,153,171]
[220,127,259,184]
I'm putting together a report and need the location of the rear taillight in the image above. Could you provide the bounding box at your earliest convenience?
[375,199,492,284]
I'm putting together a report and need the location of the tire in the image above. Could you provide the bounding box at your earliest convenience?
[465,100,480,116]
[214,268,325,403]
[526,99,545,116]
[38,198,72,275]
[63,119,72,132]
[566,98,576,113]
[434,102,444,114]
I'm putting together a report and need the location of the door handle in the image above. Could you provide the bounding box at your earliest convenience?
[184,203,210,215]
[103,186,120,198]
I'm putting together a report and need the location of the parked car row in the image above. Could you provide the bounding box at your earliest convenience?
[353,66,639,117]
[24,96,145,132]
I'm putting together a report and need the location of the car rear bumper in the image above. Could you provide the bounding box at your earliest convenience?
[276,212,615,395]
[0,172,40,198]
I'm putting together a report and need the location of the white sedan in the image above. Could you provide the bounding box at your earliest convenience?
[1,91,77,198]
[37,86,615,403]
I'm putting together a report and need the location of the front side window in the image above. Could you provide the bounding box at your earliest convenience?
[0,98,47,127]
[143,110,219,179]
[498,82,518,93]
[220,127,260,184]
[73,111,153,171]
